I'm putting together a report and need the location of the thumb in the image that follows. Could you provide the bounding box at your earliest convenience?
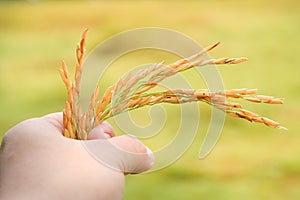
[82,135,154,174]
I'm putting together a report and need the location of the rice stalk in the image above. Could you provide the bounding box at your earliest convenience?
[59,30,286,139]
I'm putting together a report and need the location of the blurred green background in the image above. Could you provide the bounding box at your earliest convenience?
[0,0,299,199]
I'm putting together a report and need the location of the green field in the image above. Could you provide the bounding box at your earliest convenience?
[0,1,299,199]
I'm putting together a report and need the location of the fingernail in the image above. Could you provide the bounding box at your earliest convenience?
[145,146,155,166]
[103,133,111,139]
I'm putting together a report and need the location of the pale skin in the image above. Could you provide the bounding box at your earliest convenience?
[0,113,154,200]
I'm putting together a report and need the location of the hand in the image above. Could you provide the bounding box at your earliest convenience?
[0,113,154,200]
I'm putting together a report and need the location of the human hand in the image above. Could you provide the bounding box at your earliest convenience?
[0,113,154,200]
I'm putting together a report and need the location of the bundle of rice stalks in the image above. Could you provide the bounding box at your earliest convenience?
[59,29,286,140]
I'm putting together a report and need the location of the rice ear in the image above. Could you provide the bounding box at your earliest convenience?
[60,30,286,139]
